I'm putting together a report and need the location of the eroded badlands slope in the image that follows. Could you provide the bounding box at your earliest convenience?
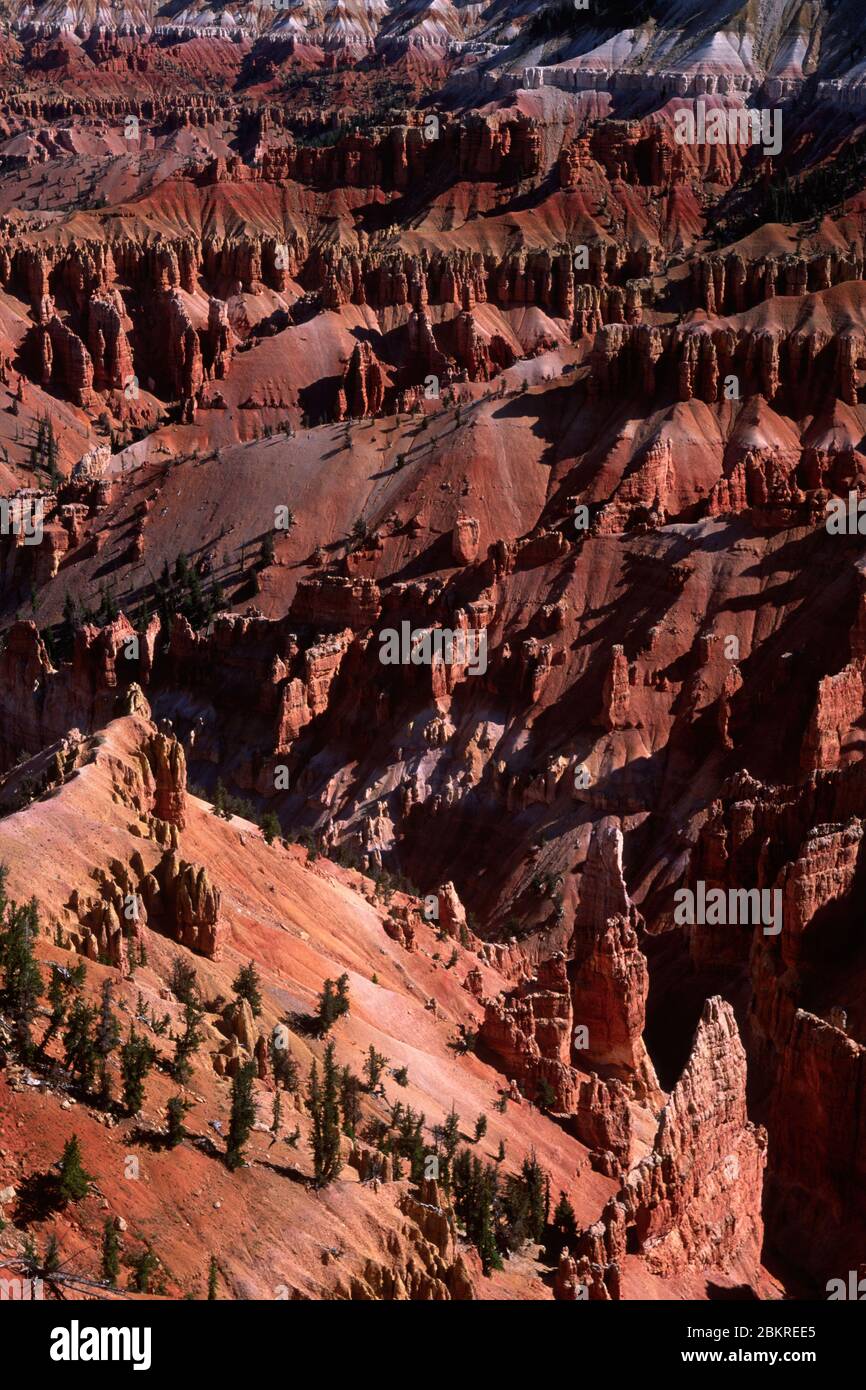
[0,703,776,1299]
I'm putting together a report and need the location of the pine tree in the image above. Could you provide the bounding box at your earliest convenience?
[315,974,349,1034]
[339,1065,361,1138]
[63,996,98,1093]
[21,1236,39,1278]
[334,973,350,1020]
[1,898,42,1059]
[362,1043,387,1093]
[394,1105,427,1182]
[474,1113,487,1143]
[39,960,85,1060]
[536,1076,556,1110]
[308,1041,342,1187]
[119,1027,155,1116]
[98,585,119,623]
[441,1105,461,1164]
[316,979,335,1032]
[476,1173,502,1275]
[186,567,207,627]
[166,1095,191,1148]
[207,1254,219,1300]
[102,1220,121,1286]
[270,1037,299,1092]
[57,1134,91,1204]
[44,1232,61,1274]
[261,812,281,846]
[260,532,276,569]
[213,779,229,819]
[226,1060,256,1171]
[271,1088,282,1135]
[130,1245,158,1293]
[28,416,45,471]
[551,1189,578,1251]
[169,957,198,1004]
[173,996,204,1083]
[95,979,121,1107]
[232,960,262,1016]
[521,1152,549,1241]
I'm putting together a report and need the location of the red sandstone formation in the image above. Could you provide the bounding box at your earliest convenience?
[340,341,388,419]
[565,999,766,1299]
[141,729,188,830]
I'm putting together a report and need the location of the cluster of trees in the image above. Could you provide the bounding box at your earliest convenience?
[379,1102,429,1181]
[49,586,126,664]
[341,1080,564,1276]
[719,130,866,244]
[164,958,264,1172]
[20,1204,178,1297]
[207,780,280,845]
[332,1076,562,1276]
[246,974,354,1181]
[452,1150,550,1274]
[60,977,157,1116]
[282,834,425,908]
[100,1223,168,1294]
[2,864,575,1284]
[0,865,281,1180]
[0,873,206,1135]
[55,549,230,662]
[0,764,53,817]
[151,554,227,633]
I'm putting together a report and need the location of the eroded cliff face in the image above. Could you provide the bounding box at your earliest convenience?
[685,769,866,1285]
[559,999,766,1299]
[479,817,662,1176]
